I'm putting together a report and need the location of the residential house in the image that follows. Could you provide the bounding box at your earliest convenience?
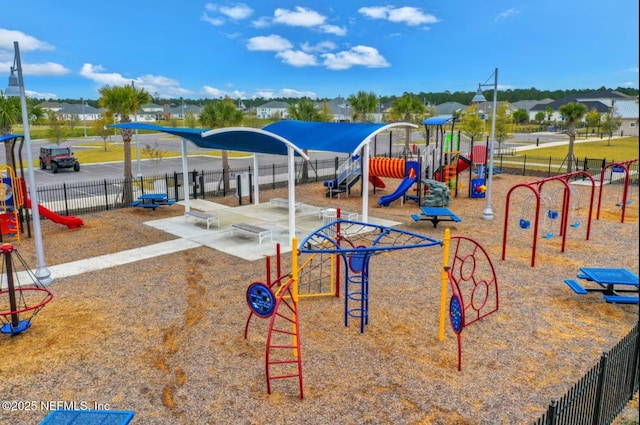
[612,99,639,137]
[256,101,290,120]
[323,97,353,122]
[529,90,634,124]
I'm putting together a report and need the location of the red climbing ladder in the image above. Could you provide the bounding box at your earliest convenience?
[265,278,304,399]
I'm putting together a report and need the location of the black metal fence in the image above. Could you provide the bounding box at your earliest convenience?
[533,323,639,425]
[32,154,638,217]
[34,157,343,217]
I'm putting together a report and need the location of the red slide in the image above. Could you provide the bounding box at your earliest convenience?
[25,198,85,229]
[369,175,386,188]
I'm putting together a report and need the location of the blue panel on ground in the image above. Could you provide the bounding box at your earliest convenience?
[40,410,134,425]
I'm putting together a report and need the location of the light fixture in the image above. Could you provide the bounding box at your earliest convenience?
[473,68,498,221]
[471,86,486,103]
[5,71,20,96]
[5,41,52,286]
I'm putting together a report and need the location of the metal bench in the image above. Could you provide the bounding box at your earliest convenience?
[603,295,639,304]
[269,198,304,212]
[231,223,272,244]
[185,210,219,229]
[564,279,588,295]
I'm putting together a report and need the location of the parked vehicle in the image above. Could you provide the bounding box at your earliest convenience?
[39,146,80,173]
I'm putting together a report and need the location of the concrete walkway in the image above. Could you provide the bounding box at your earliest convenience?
[19,200,400,285]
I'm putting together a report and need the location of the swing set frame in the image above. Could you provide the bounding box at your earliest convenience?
[502,171,596,267]
[596,159,639,224]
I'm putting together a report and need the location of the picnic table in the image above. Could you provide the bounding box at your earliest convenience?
[564,267,639,304]
[411,207,461,228]
[131,193,175,210]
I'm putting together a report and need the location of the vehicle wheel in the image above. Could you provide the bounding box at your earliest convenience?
[74,162,80,172]
[52,163,59,173]
[40,159,46,170]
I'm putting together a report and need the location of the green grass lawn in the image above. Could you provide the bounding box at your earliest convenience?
[515,137,638,162]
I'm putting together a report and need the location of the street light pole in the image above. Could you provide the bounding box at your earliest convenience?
[472,67,499,221]
[81,97,87,138]
[6,41,52,286]
[131,81,142,178]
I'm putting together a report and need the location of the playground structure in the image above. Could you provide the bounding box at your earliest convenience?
[421,116,492,199]
[502,171,596,267]
[244,212,499,398]
[0,135,84,243]
[0,243,54,335]
[596,158,639,224]
[370,158,420,207]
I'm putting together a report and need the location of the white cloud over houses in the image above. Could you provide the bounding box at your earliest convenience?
[358,6,439,26]
[322,45,390,70]
[246,35,293,51]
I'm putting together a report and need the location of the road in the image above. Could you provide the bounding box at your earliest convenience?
[6,133,348,188]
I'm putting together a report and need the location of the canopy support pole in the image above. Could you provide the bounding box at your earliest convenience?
[288,146,296,246]
[361,141,370,223]
[253,154,260,205]
[181,138,191,212]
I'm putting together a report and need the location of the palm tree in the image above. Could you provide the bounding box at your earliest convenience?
[199,97,244,191]
[0,92,23,170]
[98,84,151,203]
[558,102,587,173]
[391,93,426,154]
[347,91,378,122]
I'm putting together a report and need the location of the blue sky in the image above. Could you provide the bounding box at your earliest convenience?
[1,1,638,101]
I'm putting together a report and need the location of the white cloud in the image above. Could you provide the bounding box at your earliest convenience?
[301,41,337,53]
[273,7,326,27]
[23,62,69,76]
[201,13,225,26]
[201,85,246,99]
[321,24,347,36]
[322,45,390,70]
[79,64,191,97]
[246,35,292,51]
[26,89,58,99]
[358,6,439,26]
[219,3,253,20]
[252,17,271,28]
[275,50,318,67]
[0,29,55,52]
[495,8,519,21]
[252,88,316,99]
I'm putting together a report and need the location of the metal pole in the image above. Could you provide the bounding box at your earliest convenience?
[12,41,52,286]
[483,67,498,221]
[132,81,142,177]
[81,97,87,138]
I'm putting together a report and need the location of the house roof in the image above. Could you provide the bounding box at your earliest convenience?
[613,100,639,119]
[530,90,633,111]
[109,120,417,156]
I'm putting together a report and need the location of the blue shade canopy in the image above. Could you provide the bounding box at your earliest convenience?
[0,134,23,143]
[110,121,416,156]
[422,116,455,126]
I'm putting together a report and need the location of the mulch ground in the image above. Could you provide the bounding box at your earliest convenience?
[1,172,638,425]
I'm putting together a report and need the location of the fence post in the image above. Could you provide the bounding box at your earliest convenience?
[103,180,109,210]
[63,183,70,216]
[546,398,558,425]
[173,172,179,201]
[548,157,552,177]
[271,164,275,190]
[522,155,527,176]
[592,353,609,425]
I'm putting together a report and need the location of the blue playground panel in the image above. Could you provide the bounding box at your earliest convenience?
[40,410,134,425]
